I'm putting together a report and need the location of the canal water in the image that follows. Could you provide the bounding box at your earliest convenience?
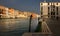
[0,18,38,36]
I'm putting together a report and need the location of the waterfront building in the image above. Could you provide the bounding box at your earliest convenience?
[0,6,9,18]
[40,1,60,36]
[0,5,39,19]
[40,2,60,20]
[5,8,9,18]
[8,8,15,18]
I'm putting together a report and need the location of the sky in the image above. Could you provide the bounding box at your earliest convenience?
[0,0,60,14]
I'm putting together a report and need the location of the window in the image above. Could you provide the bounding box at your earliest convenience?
[0,9,3,14]
[51,12,55,15]
[41,7,43,15]
[41,7,43,10]
[48,13,50,15]
[56,16,58,20]
[0,9,1,12]
[56,7,58,11]
[41,3,43,5]
[0,9,1,14]
[48,3,49,5]
[48,7,49,12]
[56,3,58,5]
[48,13,50,17]
[53,5,55,8]
[51,12,52,15]
[41,16,43,18]
[56,7,58,15]
[53,9,55,11]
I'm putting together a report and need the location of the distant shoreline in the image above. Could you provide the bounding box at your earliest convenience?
[0,17,38,19]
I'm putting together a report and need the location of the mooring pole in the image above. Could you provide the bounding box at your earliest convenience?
[29,15,32,32]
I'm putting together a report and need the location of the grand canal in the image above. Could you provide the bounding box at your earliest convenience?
[0,18,38,36]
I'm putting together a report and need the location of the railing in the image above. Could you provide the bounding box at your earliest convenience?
[42,21,51,33]
[41,21,52,36]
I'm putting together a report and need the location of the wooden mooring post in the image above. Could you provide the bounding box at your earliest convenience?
[29,15,32,32]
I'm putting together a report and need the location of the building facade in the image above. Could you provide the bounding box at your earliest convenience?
[40,2,60,36]
[0,5,39,18]
[40,2,60,20]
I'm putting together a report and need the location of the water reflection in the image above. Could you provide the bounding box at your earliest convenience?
[0,19,28,32]
[0,18,38,36]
